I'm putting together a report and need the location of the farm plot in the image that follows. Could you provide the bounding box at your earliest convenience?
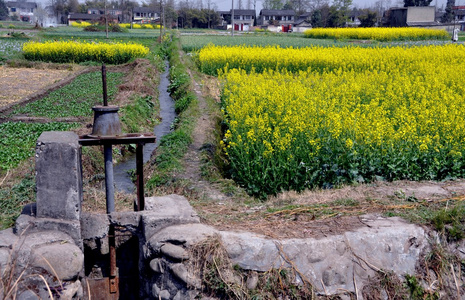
[0,66,75,107]
[304,27,449,41]
[199,43,465,197]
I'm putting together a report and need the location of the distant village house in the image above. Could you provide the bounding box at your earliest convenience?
[387,6,436,27]
[6,1,37,22]
[220,9,255,31]
[258,9,295,32]
[132,7,159,24]
[68,8,123,25]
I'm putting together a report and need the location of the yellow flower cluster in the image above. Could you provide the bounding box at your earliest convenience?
[22,40,149,64]
[199,44,464,75]
[304,27,449,41]
[214,44,465,194]
[71,21,92,27]
[119,23,162,29]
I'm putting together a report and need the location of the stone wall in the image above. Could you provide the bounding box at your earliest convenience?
[0,193,437,299]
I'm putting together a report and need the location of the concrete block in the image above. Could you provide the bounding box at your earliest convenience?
[35,131,82,221]
[80,213,109,240]
[15,215,82,250]
[142,195,200,239]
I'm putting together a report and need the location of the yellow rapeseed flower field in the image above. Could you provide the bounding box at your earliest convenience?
[22,40,149,64]
[119,23,162,29]
[199,44,462,75]
[304,27,449,41]
[71,21,92,27]
[202,44,465,196]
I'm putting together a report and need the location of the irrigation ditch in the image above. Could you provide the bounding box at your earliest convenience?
[113,61,176,194]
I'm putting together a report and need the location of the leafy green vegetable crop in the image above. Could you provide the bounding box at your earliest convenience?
[180,34,345,52]
[10,71,124,118]
[0,122,79,170]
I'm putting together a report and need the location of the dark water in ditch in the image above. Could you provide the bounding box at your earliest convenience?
[113,61,176,193]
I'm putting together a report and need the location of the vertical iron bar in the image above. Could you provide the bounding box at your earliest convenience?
[109,223,118,293]
[102,64,108,106]
[135,144,144,211]
[105,143,117,293]
[104,144,115,213]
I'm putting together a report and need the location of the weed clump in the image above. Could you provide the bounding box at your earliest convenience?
[188,236,316,299]
[431,203,465,242]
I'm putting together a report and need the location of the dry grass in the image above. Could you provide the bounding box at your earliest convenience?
[187,235,320,299]
[82,186,135,213]
[184,176,465,240]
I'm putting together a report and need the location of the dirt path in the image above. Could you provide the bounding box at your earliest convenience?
[174,66,231,204]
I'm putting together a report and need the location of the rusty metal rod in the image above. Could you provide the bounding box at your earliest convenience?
[109,223,118,294]
[135,144,144,211]
[102,64,108,106]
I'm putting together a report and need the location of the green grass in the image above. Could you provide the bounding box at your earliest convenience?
[431,202,465,241]
[120,94,158,132]
[0,21,36,30]
[10,71,124,118]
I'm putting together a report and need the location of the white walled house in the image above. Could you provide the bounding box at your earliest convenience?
[6,1,37,22]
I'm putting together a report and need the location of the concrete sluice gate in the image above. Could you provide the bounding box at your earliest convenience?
[8,130,201,299]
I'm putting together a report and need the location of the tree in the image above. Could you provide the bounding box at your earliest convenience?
[0,0,8,20]
[67,0,80,13]
[176,6,219,28]
[373,0,390,26]
[358,9,377,27]
[50,0,69,24]
[326,0,352,27]
[83,0,104,10]
[119,0,137,23]
[164,0,177,28]
[311,3,330,27]
[283,1,293,9]
[263,0,284,10]
[34,4,49,25]
[441,0,455,23]
[327,5,344,27]
[310,9,321,26]
[403,0,432,6]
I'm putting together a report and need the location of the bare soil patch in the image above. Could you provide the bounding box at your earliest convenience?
[0,65,76,108]
[0,63,134,118]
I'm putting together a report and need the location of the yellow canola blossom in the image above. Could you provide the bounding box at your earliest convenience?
[216,44,465,195]
[119,23,162,29]
[71,21,92,27]
[22,40,149,64]
[199,43,465,76]
[303,27,449,41]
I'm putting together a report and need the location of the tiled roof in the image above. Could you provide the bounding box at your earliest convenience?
[259,9,295,16]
